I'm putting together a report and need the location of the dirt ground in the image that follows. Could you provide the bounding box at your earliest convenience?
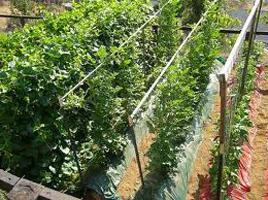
[0,1,10,32]
[186,97,220,200]
[247,66,268,199]
[117,133,155,200]
[226,0,253,10]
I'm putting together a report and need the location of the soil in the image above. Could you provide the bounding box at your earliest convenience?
[0,1,11,32]
[186,96,221,200]
[247,67,268,200]
[227,0,253,10]
[117,133,155,200]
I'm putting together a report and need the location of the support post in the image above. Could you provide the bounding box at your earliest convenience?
[68,132,83,181]
[142,28,146,69]
[0,14,43,19]
[128,116,145,186]
[254,0,263,40]
[20,18,26,27]
[70,139,83,180]
[216,74,227,200]
[240,10,257,95]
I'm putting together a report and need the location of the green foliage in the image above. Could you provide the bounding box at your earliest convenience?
[179,0,212,25]
[148,3,221,174]
[146,0,182,86]
[9,0,64,15]
[0,0,162,192]
[10,0,34,15]
[148,66,196,173]
[261,12,268,25]
[0,189,6,200]
[157,0,182,59]
[0,0,243,195]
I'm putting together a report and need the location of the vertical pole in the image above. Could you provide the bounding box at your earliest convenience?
[128,116,145,186]
[254,0,263,40]
[68,133,83,181]
[142,28,146,57]
[216,74,227,200]
[70,140,83,179]
[142,28,147,74]
[20,18,26,27]
[240,10,257,96]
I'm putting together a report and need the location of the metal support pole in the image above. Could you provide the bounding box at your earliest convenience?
[68,133,83,181]
[128,116,145,186]
[152,25,268,36]
[0,14,43,19]
[142,28,146,62]
[240,11,257,96]
[254,0,263,40]
[216,74,227,200]
[70,140,83,179]
[20,18,26,27]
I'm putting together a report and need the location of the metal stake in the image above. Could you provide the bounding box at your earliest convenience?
[254,0,264,40]
[128,116,145,186]
[68,133,83,181]
[240,11,257,96]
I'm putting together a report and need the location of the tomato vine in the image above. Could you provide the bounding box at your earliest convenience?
[209,43,264,197]
[0,0,160,192]
[148,1,222,174]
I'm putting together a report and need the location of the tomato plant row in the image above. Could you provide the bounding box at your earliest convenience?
[148,1,224,174]
[0,0,234,195]
[0,0,183,193]
[209,43,264,197]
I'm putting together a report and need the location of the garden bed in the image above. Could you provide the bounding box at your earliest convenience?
[0,0,231,199]
[246,66,268,199]
[201,41,266,199]
[131,61,222,200]
[117,133,155,199]
[86,59,224,200]
[186,96,220,200]
[86,97,156,200]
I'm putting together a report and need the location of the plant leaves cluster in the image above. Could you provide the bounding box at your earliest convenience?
[0,0,181,192]
[148,1,221,174]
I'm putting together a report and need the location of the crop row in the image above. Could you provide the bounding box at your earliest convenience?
[209,42,264,198]
[0,0,233,196]
[0,0,181,193]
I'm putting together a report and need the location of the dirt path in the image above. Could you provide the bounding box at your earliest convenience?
[186,97,220,200]
[247,67,268,200]
[117,133,155,200]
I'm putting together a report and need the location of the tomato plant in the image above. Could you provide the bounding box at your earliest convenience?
[180,0,206,25]
[209,42,264,197]
[0,0,160,192]
[148,1,221,174]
